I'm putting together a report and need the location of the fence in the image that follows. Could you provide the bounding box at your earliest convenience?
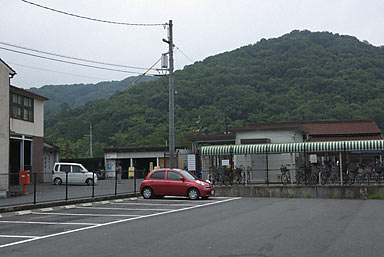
[0,170,143,209]
[201,152,384,186]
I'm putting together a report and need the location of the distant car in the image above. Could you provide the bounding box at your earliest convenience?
[52,162,97,186]
[140,168,214,200]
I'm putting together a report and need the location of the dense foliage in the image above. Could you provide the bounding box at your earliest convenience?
[29,76,157,114]
[42,30,384,158]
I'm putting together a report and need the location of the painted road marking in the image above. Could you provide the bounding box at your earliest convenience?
[112,202,195,207]
[63,205,76,209]
[0,221,99,226]
[30,212,140,217]
[0,235,39,239]
[15,210,32,216]
[0,197,240,249]
[39,208,53,212]
[76,206,173,211]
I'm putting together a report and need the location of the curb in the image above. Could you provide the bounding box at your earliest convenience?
[0,193,141,214]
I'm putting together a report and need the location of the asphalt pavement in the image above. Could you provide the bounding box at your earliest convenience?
[0,197,383,257]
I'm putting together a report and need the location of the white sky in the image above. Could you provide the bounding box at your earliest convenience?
[1,0,384,89]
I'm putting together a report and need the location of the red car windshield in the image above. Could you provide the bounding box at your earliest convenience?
[179,170,198,180]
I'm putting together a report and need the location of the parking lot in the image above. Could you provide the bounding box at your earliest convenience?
[1,197,384,257]
[0,196,238,252]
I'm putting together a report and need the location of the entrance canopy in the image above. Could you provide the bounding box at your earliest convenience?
[200,140,384,155]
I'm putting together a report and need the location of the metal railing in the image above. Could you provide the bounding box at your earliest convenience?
[0,170,143,209]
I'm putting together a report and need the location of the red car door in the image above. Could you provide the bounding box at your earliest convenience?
[147,170,167,195]
[165,170,188,196]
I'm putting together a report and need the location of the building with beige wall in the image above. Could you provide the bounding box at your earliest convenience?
[0,59,48,197]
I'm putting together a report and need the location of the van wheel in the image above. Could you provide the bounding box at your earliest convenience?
[54,178,62,185]
[188,188,200,200]
[86,178,94,186]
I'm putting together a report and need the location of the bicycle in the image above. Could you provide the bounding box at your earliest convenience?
[279,164,291,185]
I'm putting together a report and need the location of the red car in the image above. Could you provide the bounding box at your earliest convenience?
[140,169,215,200]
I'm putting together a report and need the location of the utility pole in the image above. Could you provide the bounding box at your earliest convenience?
[164,20,175,168]
[90,123,93,158]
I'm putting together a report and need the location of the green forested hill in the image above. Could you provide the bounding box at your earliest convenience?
[44,30,384,158]
[29,76,157,114]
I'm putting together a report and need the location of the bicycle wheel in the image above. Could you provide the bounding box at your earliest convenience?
[320,172,328,185]
[281,173,289,185]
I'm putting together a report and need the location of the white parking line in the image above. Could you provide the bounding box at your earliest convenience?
[112,202,195,207]
[0,221,99,226]
[0,197,240,249]
[0,235,39,239]
[77,206,173,211]
[30,212,140,217]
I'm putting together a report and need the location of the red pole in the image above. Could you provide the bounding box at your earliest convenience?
[23,184,27,194]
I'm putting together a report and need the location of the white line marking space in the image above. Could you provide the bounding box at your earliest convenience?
[0,221,99,226]
[0,197,240,249]
[0,235,39,239]
[30,212,140,217]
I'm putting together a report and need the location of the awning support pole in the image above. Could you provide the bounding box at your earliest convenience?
[339,152,343,185]
[290,153,294,185]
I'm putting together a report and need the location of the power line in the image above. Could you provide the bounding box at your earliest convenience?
[9,62,108,80]
[122,57,161,93]
[0,41,149,70]
[174,46,194,63]
[21,0,167,27]
[0,46,157,75]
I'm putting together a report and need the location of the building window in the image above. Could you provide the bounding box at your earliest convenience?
[10,93,34,122]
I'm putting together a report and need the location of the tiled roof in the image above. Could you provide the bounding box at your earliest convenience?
[309,135,383,142]
[235,120,381,136]
[301,120,381,135]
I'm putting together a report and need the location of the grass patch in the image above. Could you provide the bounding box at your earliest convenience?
[305,194,311,198]
[331,194,339,199]
[288,194,295,198]
[368,193,382,199]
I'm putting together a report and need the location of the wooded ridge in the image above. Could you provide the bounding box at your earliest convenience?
[39,30,384,158]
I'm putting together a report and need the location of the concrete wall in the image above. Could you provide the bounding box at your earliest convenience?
[215,185,384,199]
[0,62,13,196]
[10,99,44,137]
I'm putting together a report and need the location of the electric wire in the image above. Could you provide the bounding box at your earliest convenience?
[8,62,108,80]
[21,0,167,27]
[121,57,162,93]
[0,46,158,75]
[0,41,150,70]
[174,46,194,63]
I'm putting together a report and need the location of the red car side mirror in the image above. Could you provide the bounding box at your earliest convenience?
[180,177,185,182]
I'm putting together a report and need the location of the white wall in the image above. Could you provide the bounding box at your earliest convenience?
[10,99,44,137]
[235,130,304,144]
[233,129,303,182]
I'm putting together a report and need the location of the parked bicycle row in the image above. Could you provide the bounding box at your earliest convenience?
[206,162,384,186]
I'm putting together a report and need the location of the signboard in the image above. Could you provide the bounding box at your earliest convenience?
[187,154,196,171]
[222,160,230,166]
[129,167,135,178]
[310,154,318,163]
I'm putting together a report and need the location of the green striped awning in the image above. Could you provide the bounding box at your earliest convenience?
[200,140,384,155]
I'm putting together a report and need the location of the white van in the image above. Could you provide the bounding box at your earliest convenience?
[52,162,97,186]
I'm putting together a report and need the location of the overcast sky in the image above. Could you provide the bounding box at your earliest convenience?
[1,0,384,89]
